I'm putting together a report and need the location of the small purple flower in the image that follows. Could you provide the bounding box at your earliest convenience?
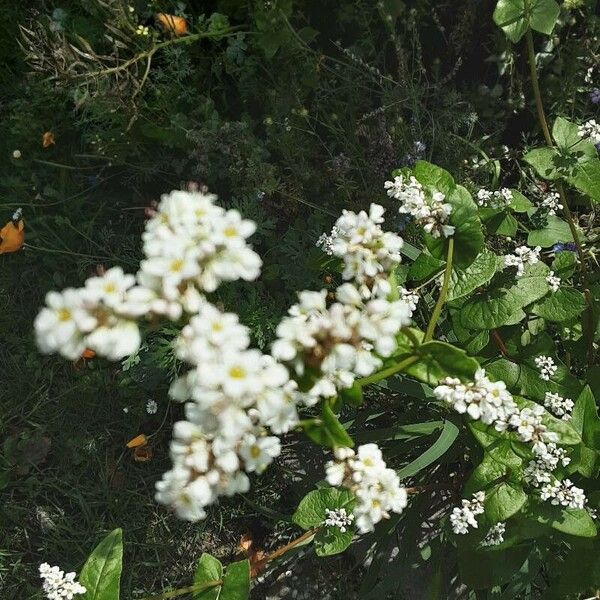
[553,242,577,253]
[590,88,600,104]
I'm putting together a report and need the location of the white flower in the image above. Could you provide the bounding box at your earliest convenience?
[146,399,158,414]
[544,392,573,420]
[534,355,557,381]
[84,267,136,309]
[239,434,281,473]
[385,176,454,238]
[540,192,563,216]
[34,289,97,360]
[399,287,419,313]
[433,369,517,430]
[324,507,355,532]
[546,271,561,293]
[540,478,587,509]
[509,405,557,444]
[39,563,86,600]
[481,522,506,547]
[477,188,512,209]
[578,119,600,144]
[12,149,22,159]
[325,443,407,533]
[450,491,485,535]
[86,320,141,361]
[504,245,541,277]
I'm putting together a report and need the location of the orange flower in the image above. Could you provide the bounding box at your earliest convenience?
[126,433,148,448]
[0,219,24,254]
[133,445,153,462]
[156,13,188,36]
[42,132,55,148]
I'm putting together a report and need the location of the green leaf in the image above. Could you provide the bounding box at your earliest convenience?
[80,529,123,600]
[531,287,586,322]
[340,382,363,407]
[396,420,459,479]
[448,249,499,302]
[194,554,223,600]
[315,526,353,556]
[459,267,549,330]
[292,487,354,529]
[484,211,518,236]
[571,386,600,451]
[221,560,250,600]
[552,251,578,279]
[405,340,480,385]
[408,252,444,282]
[426,185,484,269]
[529,500,597,537]
[321,403,354,447]
[509,190,534,212]
[458,545,531,589]
[569,157,600,201]
[493,0,559,42]
[413,160,455,195]
[524,147,561,180]
[527,216,576,247]
[485,481,528,522]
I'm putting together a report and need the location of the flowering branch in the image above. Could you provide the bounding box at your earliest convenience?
[424,237,455,342]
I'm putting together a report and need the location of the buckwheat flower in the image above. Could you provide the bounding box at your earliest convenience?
[39,563,86,600]
[325,443,408,533]
[316,227,338,256]
[524,460,553,487]
[540,478,587,509]
[399,287,419,313]
[12,149,21,159]
[84,267,136,309]
[534,355,557,381]
[450,492,485,535]
[481,522,506,547]
[239,434,281,473]
[433,369,517,430]
[578,119,600,144]
[477,188,512,209]
[542,392,573,421]
[546,271,561,293]
[540,192,563,216]
[384,175,454,238]
[503,245,541,277]
[146,399,158,414]
[324,507,355,532]
[34,288,97,360]
[533,441,571,470]
[509,405,558,444]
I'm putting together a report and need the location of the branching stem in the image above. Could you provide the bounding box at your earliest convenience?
[424,237,455,342]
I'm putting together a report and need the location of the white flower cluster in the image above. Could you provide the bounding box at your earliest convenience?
[546,271,561,293]
[399,287,419,312]
[540,478,587,509]
[481,522,506,547]
[319,203,403,295]
[323,507,355,532]
[316,226,339,256]
[540,192,563,216]
[433,369,517,431]
[325,444,408,533]
[34,268,142,360]
[155,301,300,521]
[272,284,412,404]
[450,491,485,535]
[39,563,86,600]
[503,245,542,277]
[544,392,574,420]
[139,190,261,309]
[35,190,262,360]
[476,188,512,209]
[508,405,557,444]
[578,119,600,144]
[384,175,455,238]
[524,441,571,488]
[534,355,557,381]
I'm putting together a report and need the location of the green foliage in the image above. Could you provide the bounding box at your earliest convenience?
[80,529,123,600]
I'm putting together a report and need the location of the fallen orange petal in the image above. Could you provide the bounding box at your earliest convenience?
[42,131,55,148]
[81,348,96,359]
[126,433,147,448]
[0,219,24,254]
[133,445,153,462]
[156,13,188,36]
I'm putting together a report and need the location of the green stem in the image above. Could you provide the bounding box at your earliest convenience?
[424,237,455,342]
[525,29,587,272]
[356,354,420,386]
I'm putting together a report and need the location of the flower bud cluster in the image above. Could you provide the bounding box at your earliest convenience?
[39,563,86,600]
[450,491,485,535]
